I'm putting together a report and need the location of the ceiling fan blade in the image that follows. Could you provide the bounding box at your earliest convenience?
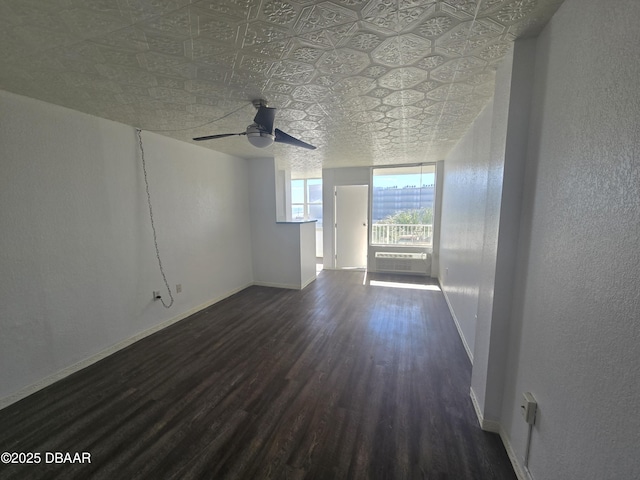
[274,129,317,150]
[192,132,245,141]
[254,106,276,133]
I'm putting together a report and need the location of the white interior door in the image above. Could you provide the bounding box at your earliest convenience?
[335,185,369,269]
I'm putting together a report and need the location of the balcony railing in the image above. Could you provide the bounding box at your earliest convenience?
[371,223,433,246]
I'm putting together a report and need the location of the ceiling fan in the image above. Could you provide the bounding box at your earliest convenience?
[193,99,317,150]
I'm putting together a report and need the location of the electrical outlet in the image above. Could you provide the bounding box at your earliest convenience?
[176,284,182,293]
[520,392,537,425]
[153,291,161,300]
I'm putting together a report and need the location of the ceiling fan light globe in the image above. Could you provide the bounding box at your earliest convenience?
[247,130,275,148]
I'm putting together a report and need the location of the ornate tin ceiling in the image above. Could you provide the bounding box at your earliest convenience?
[0,0,564,176]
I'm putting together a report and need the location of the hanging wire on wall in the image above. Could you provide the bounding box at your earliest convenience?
[137,128,174,309]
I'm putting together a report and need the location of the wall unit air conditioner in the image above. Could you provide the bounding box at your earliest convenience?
[374,251,430,275]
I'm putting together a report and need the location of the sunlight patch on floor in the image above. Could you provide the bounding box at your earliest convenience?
[369,280,441,291]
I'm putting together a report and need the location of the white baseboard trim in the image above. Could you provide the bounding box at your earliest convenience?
[252,280,302,290]
[498,426,531,480]
[0,282,252,411]
[440,283,474,363]
[300,274,317,289]
[468,387,530,480]
[469,387,501,433]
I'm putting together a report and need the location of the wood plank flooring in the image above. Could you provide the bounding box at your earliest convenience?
[0,270,516,480]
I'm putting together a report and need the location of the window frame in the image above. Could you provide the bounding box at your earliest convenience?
[369,163,436,248]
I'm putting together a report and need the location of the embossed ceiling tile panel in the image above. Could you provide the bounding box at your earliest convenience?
[478,40,512,63]
[259,0,301,26]
[60,8,132,38]
[473,82,496,98]
[300,22,359,48]
[0,66,37,93]
[385,105,423,119]
[0,29,29,63]
[430,57,487,82]
[96,63,160,87]
[285,100,312,111]
[138,51,197,79]
[93,45,140,67]
[383,89,425,106]
[371,34,432,67]
[156,76,185,88]
[189,37,233,60]
[60,71,123,94]
[291,84,331,102]
[89,26,149,52]
[416,54,446,70]
[349,110,385,122]
[341,95,381,112]
[242,39,292,59]
[361,65,388,79]
[347,29,383,51]
[190,9,242,43]
[356,122,387,134]
[465,70,496,85]
[108,0,191,23]
[369,86,391,97]
[388,117,422,129]
[12,25,84,52]
[304,103,331,117]
[145,34,187,56]
[194,0,261,21]
[332,76,377,97]
[494,0,538,24]
[242,21,292,48]
[378,67,429,90]
[269,60,315,85]
[0,0,567,173]
[417,14,457,38]
[316,48,370,75]
[288,44,327,63]
[304,114,323,123]
[225,75,269,99]
[294,2,358,33]
[362,0,436,34]
[264,81,295,99]
[413,80,440,92]
[274,108,308,121]
[148,86,195,104]
[435,21,505,57]
[238,54,274,76]
[1,2,67,33]
[6,52,65,76]
[141,9,192,37]
[195,52,237,70]
[426,83,473,100]
[289,119,320,131]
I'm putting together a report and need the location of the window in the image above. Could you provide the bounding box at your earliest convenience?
[291,178,322,226]
[371,164,435,247]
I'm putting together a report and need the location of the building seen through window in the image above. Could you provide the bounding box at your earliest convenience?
[291,178,322,226]
[371,165,435,247]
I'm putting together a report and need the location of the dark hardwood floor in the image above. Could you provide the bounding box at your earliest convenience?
[0,270,515,480]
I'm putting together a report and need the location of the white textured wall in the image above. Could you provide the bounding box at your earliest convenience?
[501,0,640,478]
[0,91,253,404]
[471,40,537,426]
[439,100,494,360]
[249,157,315,289]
